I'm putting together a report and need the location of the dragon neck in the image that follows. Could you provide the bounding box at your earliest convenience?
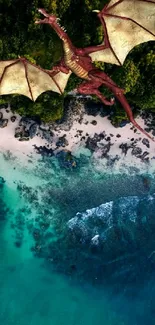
[50,19,74,51]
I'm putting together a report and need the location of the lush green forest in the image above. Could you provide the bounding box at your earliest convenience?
[0,0,154,123]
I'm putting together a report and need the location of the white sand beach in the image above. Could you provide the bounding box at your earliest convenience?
[0,105,155,173]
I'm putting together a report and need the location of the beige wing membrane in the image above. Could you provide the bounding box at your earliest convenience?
[0,59,72,101]
[90,0,155,65]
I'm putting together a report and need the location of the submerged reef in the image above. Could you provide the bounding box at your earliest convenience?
[11,174,155,291]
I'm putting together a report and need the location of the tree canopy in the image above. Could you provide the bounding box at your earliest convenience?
[0,0,154,122]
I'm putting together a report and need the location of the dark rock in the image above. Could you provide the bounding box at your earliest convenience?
[10,115,16,122]
[14,126,30,140]
[119,143,129,155]
[142,138,150,148]
[78,118,83,124]
[143,157,149,163]
[41,130,54,142]
[91,120,97,125]
[85,100,104,116]
[77,130,83,135]
[0,103,8,109]
[119,120,129,127]
[131,147,142,157]
[33,145,54,157]
[14,127,23,138]
[85,137,97,151]
[0,119,8,128]
[29,123,38,139]
[23,130,30,138]
[85,132,106,152]
[18,137,30,142]
[14,132,21,139]
[56,135,69,147]
[101,142,112,157]
[95,132,105,141]
[19,117,35,127]
[139,151,149,161]
[144,127,151,133]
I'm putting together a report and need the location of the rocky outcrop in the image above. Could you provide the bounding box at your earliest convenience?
[85,132,105,152]
[29,123,38,139]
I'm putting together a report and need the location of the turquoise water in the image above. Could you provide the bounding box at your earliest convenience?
[1,149,155,325]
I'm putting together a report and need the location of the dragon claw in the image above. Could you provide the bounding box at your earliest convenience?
[110,97,115,104]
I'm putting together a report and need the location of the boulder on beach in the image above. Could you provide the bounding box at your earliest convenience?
[131,146,142,157]
[142,138,150,148]
[0,119,8,128]
[10,115,16,122]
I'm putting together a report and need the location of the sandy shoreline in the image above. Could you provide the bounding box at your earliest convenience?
[0,105,155,173]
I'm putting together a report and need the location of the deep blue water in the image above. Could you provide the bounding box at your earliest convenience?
[0,150,155,325]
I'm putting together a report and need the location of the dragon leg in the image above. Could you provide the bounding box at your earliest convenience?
[82,70,154,141]
[77,80,115,106]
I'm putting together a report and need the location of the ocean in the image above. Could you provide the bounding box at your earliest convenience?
[0,148,155,325]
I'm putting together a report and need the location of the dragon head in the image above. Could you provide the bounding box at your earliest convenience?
[35,9,57,24]
[35,9,66,40]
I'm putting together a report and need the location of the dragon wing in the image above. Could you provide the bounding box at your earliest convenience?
[89,0,155,65]
[0,58,72,101]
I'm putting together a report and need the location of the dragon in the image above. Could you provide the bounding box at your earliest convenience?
[0,0,155,140]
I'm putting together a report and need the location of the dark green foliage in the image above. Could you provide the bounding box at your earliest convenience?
[10,92,64,122]
[0,0,154,122]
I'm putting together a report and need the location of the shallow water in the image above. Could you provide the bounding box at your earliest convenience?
[0,149,155,325]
